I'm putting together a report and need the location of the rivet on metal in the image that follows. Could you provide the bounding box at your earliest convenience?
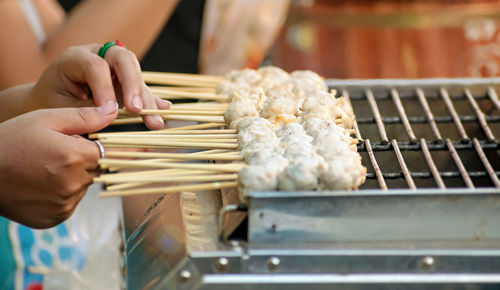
[267,256,280,271]
[420,256,435,270]
[179,270,191,282]
[215,257,229,272]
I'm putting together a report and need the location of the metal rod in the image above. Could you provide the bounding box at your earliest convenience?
[390,88,417,143]
[415,88,443,141]
[391,139,416,189]
[472,138,500,188]
[358,139,499,151]
[364,139,387,190]
[487,87,500,111]
[464,88,496,142]
[342,89,363,141]
[440,87,470,142]
[445,138,474,189]
[419,138,446,189]
[365,89,389,143]
[356,115,500,124]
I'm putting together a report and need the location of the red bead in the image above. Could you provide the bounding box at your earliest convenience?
[115,40,124,47]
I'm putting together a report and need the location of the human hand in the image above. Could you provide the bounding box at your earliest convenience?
[0,102,118,228]
[30,44,170,130]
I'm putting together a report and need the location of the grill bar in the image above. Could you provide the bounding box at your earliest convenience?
[364,139,387,190]
[419,138,446,189]
[464,88,496,142]
[343,89,363,141]
[446,138,475,189]
[416,88,443,141]
[364,170,499,180]
[356,115,500,124]
[365,89,389,143]
[440,88,470,142]
[391,139,416,189]
[358,140,498,151]
[487,86,500,110]
[391,88,417,143]
[472,138,500,188]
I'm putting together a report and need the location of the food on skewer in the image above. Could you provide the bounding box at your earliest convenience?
[219,66,366,197]
[95,66,366,198]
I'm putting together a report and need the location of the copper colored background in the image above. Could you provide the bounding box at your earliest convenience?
[271,0,500,78]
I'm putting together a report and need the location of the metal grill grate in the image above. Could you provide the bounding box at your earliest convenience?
[328,78,500,190]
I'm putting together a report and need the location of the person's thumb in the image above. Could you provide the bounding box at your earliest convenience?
[47,101,118,135]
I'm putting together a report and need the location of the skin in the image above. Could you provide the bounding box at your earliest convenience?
[0,45,169,228]
[0,0,179,89]
[0,44,171,129]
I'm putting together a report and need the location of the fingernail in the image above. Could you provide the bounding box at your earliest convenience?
[162,99,172,107]
[132,96,143,110]
[154,115,164,125]
[97,101,118,114]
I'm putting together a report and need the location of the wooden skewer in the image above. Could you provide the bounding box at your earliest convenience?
[104,151,242,161]
[156,86,216,93]
[100,173,237,185]
[102,158,181,171]
[171,104,227,108]
[106,182,152,191]
[142,72,222,87]
[164,122,225,131]
[150,87,227,101]
[89,128,234,139]
[104,139,237,146]
[98,159,245,172]
[95,169,216,182]
[111,115,225,125]
[170,103,228,110]
[99,134,237,139]
[100,181,237,198]
[143,71,223,83]
[118,109,225,116]
[100,139,238,149]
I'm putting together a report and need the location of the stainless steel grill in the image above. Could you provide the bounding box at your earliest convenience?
[334,78,500,191]
[123,78,500,290]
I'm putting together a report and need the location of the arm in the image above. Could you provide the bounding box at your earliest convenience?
[0,0,179,88]
[0,84,36,122]
[0,43,172,228]
[0,104,118,228]
[0,44,170,129]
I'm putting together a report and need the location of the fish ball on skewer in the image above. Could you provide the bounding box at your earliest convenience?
[291,70,328,93]
[261,96,299,118]
[224,93,258,125]
[225,68,262,84]
[238,127,279,149]
[278,155,325,191]
[267,114,298,131]
[319,155,366,190]
[232,116,273,131]
[276,123,309,140]
[238,155,289,195]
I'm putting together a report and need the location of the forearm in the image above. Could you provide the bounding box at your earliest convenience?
[0,84,38,121]
[0,0,179,89]
[44,0,179,60]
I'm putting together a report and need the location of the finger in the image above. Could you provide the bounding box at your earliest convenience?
[103,46,143,113]
[59,46,116,106]
[41,102,118,136]
[141,84,164,130]
[155,96,172,110]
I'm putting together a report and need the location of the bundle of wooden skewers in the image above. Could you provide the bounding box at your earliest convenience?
[92,72,248,198]
[93,68,365,198]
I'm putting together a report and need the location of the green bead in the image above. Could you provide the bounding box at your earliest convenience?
[98,41,117,58]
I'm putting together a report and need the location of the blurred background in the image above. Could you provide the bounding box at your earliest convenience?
[271,0,500,78]
[56,0,500,77]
